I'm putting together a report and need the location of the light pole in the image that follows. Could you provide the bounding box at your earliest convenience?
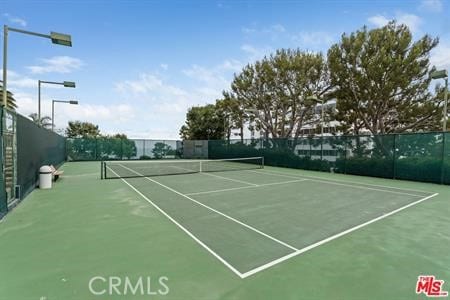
[38,80,75,121]
[52,99,78,131]
[2,25,72,108]
[430,69,449,132]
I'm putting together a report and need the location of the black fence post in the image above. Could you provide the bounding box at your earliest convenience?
[344,136,347,174]
[95,138,98,161]
[121,138,124,160]
[392,134,397,179]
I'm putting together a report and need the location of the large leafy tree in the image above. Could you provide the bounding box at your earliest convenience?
[28,113,52,129]
[66,121,101,138]
[99,133,137,159]
[180,104,225,140]
[328,21,441,135]
[228,49,330,140]
[216,97,241,141]
[151,142,172,159]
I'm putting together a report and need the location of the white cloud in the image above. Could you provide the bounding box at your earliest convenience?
[242,23,334,50]
[114,58,241,138]
[14,90,136,130]
[182,65,214,82]
[115,73,188,97]
[269,24,286,33]
[430,41,450,70]
[242,27,256,34]
[160,64,168,70]
[368,13,422,33]
[0,70,37,89]
[242,23,286,35]
[9,77,37,89]
[241,44,272,61]
[3,13,27,27]
[1,69,70,89]
[397,13,422,33]
[115,73,194,128]
[14,92,35,116]
[10,57,243,139]
[27,56,84,74]
[292,31,334,47]
[182,59,243,95]
[367,14,390,27]
[63,103,135,123]
[217,59,243,72]
[419,0,443,12]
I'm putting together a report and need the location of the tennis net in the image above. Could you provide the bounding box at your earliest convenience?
[101,157,264,179]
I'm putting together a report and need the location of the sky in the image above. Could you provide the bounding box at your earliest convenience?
[0,0,449,139]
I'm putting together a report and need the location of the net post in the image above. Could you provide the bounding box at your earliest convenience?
[199,161,203,173]
[100,161,103,179]
[103,161,107,179]
[261,156,264,168]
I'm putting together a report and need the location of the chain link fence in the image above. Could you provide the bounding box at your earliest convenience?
[208,132,450,184]
[66,138,183,161]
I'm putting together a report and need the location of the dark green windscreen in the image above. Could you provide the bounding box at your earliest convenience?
[16,113,66,199]
[208,133,449,185]
[394,133,444,183]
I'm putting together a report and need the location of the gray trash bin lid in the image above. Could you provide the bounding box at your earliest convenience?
[39,165,52,174]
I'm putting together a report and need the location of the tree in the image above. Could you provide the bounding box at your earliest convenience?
[151,142,172,159]
[227,49,330,141]
[0,85,17,110]
[328,21,441,135]
[29,113,52,129]
[98,133,137,159]
[66,121,101,138]
[180,104,225,140]
[216,97,241,142]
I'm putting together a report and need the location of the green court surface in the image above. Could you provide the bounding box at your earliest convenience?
[0,161,449,300]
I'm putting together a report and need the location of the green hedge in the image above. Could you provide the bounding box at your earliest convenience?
[395,157,446,183]
[335,157,394,178]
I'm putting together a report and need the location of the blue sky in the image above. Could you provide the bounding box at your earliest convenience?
[1,0,449,139]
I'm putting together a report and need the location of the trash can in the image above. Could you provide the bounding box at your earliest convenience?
[39,165,52,189]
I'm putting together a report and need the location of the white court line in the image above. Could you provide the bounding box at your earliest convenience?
[248,170,427,198]
[256,168,433,194]
[64,172,99,178]
[201,172,259,186]
[240,192,439,278]
[186,179,309,196]
[106,166,245,278]
[110,164,439,279]
[118,164,299,252]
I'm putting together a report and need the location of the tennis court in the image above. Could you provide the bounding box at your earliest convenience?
[101,157,438,278]
[1,160,449,299]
